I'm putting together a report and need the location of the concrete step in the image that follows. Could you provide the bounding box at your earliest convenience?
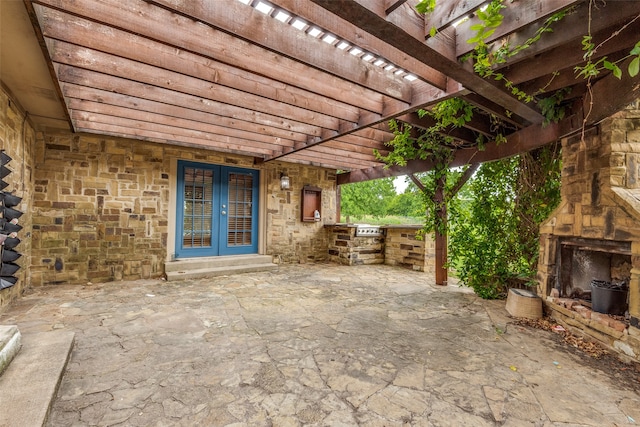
[0,325,21,375]
[0,330,75,426]
[164,254,274,272]
[165,255,278,281]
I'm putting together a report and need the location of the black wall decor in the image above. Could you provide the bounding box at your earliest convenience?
[0,150,22,290]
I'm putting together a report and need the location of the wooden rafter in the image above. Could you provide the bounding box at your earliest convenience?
[455,0,586,58]
[338,58,640,184]
[19,0,640,175]
[424,0,486,33]
[309,0,544,124]
[276,0,449,89]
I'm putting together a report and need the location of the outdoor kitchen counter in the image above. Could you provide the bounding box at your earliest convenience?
[325,224,433,271]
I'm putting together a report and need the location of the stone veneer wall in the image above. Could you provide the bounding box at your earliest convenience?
[326,225,385,265]
[384,226,435,272]
[31,131,171,285]
[265,165,336,264]
[28,129,336,286]
[0,87,36,308]
[537,101,640,361]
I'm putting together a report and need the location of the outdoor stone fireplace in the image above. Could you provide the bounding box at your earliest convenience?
[537,101,640,362]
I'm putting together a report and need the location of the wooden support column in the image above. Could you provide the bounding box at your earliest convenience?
[434,173,447,286]
[410,173,447,285]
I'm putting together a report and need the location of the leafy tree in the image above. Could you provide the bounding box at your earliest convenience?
[340,178,397,219]
[387,190,423,218]
[449,145,561,299]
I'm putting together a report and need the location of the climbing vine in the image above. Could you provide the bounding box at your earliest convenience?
[461,0,575,118]
[383,0,638,298]
[448,144,562,299]
[375,99,478,237]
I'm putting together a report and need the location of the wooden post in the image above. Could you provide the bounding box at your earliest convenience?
[434,173,447,286]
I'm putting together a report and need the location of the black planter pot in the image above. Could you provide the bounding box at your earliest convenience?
[0,152,12,165]
[0,219,22,233]
[0,262,19,276]
[590,280,628,315]
[0,277,16,290]
[1,249,21,262]
[1,276,17,285]
[0,192,22,207]
[0,166,11,179]
[2,237,20,249]
[1,207,22,221]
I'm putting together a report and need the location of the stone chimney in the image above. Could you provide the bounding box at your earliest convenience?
[537,101,640,361]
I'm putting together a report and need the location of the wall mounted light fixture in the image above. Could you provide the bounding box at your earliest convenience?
[280,173,290,190]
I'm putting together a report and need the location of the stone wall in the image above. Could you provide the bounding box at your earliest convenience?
[326,225,384,265]
[265,164,336,264]
[383,226,435,272]
[0,87,36,308]
[537,101,640,362]
[26,129,337,285]
[31,131,172,285]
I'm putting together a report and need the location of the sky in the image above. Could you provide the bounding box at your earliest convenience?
[393,175,408,193]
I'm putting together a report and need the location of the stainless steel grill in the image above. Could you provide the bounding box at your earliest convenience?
[355,225,382,237]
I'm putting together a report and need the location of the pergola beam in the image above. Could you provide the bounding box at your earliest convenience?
[22,0,640,174]
[338,60,640,184]
[274,0,450,89]
[480,1,640,68]
[424,0,486,33]
[455,0,586,58]
[62,84,308,143]
[38,10,370,126]
[148,0,412,102]
[309,0,544,124]
[49,43,349,133]
[34,0,398,111]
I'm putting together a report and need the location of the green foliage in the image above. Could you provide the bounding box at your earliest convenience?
[628,41,640,77]
[408,168,467,238]
[429,98,475,128]
[387,187,425,218]
[574,4,640,81]
[463,3,572,107]
[376,99,476,170]
[467,0,505,45]
[339,178,425,223]
[449,146,561,299]
[415,0,436,14]
[340,178,397,219]
[538,88,571,126]
[339,214,423,226]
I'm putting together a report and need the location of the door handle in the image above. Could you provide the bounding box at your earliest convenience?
[221,210,226,215]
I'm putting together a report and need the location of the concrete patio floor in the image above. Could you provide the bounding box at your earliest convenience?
[1,263,639,426]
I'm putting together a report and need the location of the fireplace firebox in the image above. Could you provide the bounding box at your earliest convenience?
[536,102,640,362]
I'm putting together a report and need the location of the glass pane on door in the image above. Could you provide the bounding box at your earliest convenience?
[182,167,214,248]
[227,172,253,246]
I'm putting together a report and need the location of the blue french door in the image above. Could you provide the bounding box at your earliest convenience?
[175,161,259,258]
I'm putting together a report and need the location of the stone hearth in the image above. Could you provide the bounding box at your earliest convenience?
[537,101,640,362]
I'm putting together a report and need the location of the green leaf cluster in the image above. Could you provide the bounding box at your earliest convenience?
[340,178,397,219]
[575,32,640,80]
[416,0,437,14]
[339,177,426,221]
[467,1,505,44]
[449,146,561,299]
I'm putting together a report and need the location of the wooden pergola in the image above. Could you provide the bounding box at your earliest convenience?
[24,0,640,181]
[13,0,640,285]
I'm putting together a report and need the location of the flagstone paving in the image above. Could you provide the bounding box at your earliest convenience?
[1,263,639,426]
